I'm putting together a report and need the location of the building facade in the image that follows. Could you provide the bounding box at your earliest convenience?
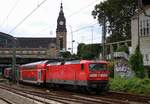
[131,1,150,66]
[56,3,67,52]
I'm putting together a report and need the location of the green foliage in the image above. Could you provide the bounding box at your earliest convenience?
[77,43,101,59]
[108,61,114,78]
[129,45,145,78]
[60,51,79,59]
[110,77,150,94]
[116,45,129,54]
[92,0,136,43]
[77,43,85,58]
[60,51,71,58]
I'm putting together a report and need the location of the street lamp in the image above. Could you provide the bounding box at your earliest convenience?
[90,26,94,44]
[72,40,75,54]
[69,25,74,54]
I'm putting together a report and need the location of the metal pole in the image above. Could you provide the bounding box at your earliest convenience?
[70,25,74,54]
[137,0,140,48]
[12,39,16,83]
[102,17,106,60]
[91,26,94,44]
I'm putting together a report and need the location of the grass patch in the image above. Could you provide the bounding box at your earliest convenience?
[110,77,150,95]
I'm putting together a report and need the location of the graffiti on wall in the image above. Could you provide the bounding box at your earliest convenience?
[114,59,134,77]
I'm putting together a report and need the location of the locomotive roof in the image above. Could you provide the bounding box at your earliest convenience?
[80,60,108,64]
[21,60,48,67]
[47,60,108,66]
[21,59,108,67]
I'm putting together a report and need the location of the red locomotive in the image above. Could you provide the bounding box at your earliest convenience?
[4,60,109,93]
[46,60,109,92]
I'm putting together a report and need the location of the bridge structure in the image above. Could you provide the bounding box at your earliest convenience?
[0,32,58,69]
[0,48,53,64]
[98,39,131,59]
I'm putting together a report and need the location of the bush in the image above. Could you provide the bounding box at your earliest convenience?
[129,45,145,78]
[108,61,114,78]
[110,77,150,95]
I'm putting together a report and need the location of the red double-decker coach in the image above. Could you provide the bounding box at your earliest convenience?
[19,60,48,85]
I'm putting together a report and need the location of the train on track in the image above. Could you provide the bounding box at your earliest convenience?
[3,60,109,93]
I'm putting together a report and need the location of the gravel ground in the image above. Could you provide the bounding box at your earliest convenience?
[0,88,37,104]
[0,99,9,104]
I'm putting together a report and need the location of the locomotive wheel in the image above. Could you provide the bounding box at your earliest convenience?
[79,86,85,93]
[73,85,80,92]
[79,86,91,94]
[96,85,109,94]
[102,85,109,92]
[47,83,56,90]
[73,85,77,90]
[96,88,102,94]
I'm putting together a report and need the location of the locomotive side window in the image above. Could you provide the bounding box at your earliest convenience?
[81,64,84,70]
[89,63,106,70]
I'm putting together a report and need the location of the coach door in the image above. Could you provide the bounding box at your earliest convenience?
[37,70,41,83]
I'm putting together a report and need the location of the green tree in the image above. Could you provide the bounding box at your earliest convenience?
[77,43,86,58]
[129,45,145,78]
[60,51,71,58]
[92,0,136,43]
[77,43,101,59]
[116,45,129,54]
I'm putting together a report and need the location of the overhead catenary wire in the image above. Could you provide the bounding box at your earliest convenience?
[9,0,47,33]
[69,0,100,17]
[37,24,55,34]
[0,0,21,27]
[36,0,100,34]
[70,23,99,34]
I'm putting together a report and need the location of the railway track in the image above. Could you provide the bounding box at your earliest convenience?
[0,83,149,104]
[0,96,14,104]
[102,91,150,103]
[0,85,60,104]
[0,85,126,104]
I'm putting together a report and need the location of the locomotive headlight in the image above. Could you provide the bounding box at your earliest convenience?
[89,73,97,77]
[100,74,108,77]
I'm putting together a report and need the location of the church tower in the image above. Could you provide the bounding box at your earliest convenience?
[56,2,67,52]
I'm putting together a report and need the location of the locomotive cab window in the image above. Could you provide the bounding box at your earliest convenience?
[81,64,84,70]
[89,63,106,70]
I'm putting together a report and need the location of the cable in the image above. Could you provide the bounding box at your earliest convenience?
[0,0,21,27]
[38,24,55,33]
[36,0,99,34]
[9,0,47,33]
[71,23,99,34]
[68,0,99,17]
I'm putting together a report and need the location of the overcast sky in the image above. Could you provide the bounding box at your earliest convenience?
[0,0,104,53]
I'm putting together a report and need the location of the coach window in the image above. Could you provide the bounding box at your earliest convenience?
[81,64,84,70]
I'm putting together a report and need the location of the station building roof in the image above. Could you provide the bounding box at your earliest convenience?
[0,32,56,48]
[16,37,56,48]
[0,32,15,48]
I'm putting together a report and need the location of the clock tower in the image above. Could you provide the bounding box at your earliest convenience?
[56,2,67,52]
